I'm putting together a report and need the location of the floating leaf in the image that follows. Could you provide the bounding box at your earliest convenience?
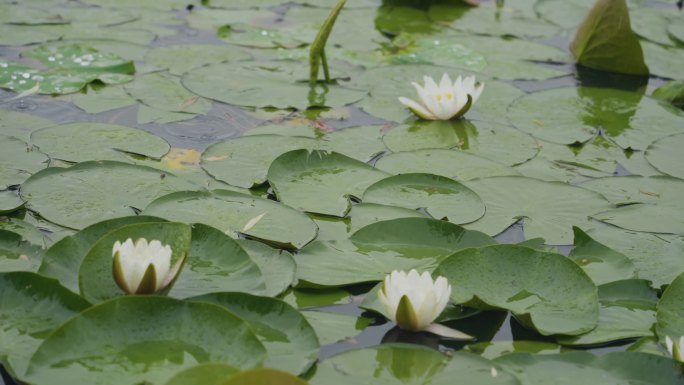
[435,244,599,336]
[0,272,90,379]
[568,226,636,285]
[30,122,170,163]
[0,136,47,189]
[190,293,319,374]
[267,150,388,217]
[656,272,684,340]
[362,173,485,225]
[0,230,44,273]
[143,189,318,250]
[20,161,197,230]
[24,296,265,385]
[645,133,684,179]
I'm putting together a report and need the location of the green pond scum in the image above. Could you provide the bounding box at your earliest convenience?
[1,0,684,384]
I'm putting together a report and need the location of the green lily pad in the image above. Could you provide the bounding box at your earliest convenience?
[144,45,252,76]
[463,176,612,244]
[0,109,53,141]
[24,296,266,385]
[0,217,46,247]
[582,176,684,234]
[375,149,518,181]
[20,161,198,230]
[435,244,599,336]
[557,279,657,346]
[656,272,684,339]
[267,150,388,217]
[39,216,169,293]
[641,41,684,81]
[570,0,648,75]
[238,240,295,297]
[69,84,137,114]
[0,44,135,94]
[494,351,683,385]
[0,230,44,273]
[0,24,66,46]
[142,189,318,250]
[125,72,212,122]
[301,310,371,345]
[201,135,319,188]
[30,122,170,163]
[182,61,366,110]
[645,133,684,179]
[587,222,684,288]
[362,173,485,224]
[0,272,90,379]
[320,125,389,162]
[465,340,564,360]
[311,345,518,385]
[220,368,308,385]
[170,224,267,298]
[164,363,238,385]
[631,7,681,47]
[568,226,636,285]
[78,221,192,302]
[190,292,319,374]
[510,86,684,149]
[295,217,495,287]
[428,3,559,39]
[652,80,684,109]
[0,190,23,214]
[0,136,48,189]
[669,21,684,44]
[382,120,539,166]
[311,202,428,241]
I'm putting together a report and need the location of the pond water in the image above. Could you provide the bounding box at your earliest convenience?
[1,0,684,384]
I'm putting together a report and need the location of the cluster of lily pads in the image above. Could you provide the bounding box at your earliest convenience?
[2,0,684,384]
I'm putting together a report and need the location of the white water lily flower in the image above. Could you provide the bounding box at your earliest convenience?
[665,336,684,362]
[378,269,472,339]
[112,238,182,295]
[399,73,484,120]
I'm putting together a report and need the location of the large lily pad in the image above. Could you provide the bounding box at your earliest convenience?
[435,244,599,336]
[463,176,612,244]
[375,149,519,181]
[0,272,90,379]
[362,173,486,224]
[557,279,657,346]
[494,351,683,385]
[656,272,684,340]
[238,240,295,297]
[267,150,388,217]
[30,122,170,163]
[201,135,319,188]
[144,45,252,76]
[24,296,266,385]
[508,87,684,149]
[190,292,319,374]
[181,61,366,110]
[0,230,44,273]
[382,120,539,166]
[295,217,495,287]
[581,176,684,234]
[20,161,198,230]
[0,109,53,141]
[311,345,518,385]
[142,189,318,250]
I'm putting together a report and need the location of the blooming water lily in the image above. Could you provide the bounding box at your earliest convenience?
[666,336,684,362]
[378,269,473,339]
[112,238,184,295]
[399,73,484,120]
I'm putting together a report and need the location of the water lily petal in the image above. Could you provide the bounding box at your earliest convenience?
[399,96,437,120]
[424,323,474,340]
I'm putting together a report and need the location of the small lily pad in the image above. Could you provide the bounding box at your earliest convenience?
[362,173,486,224]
